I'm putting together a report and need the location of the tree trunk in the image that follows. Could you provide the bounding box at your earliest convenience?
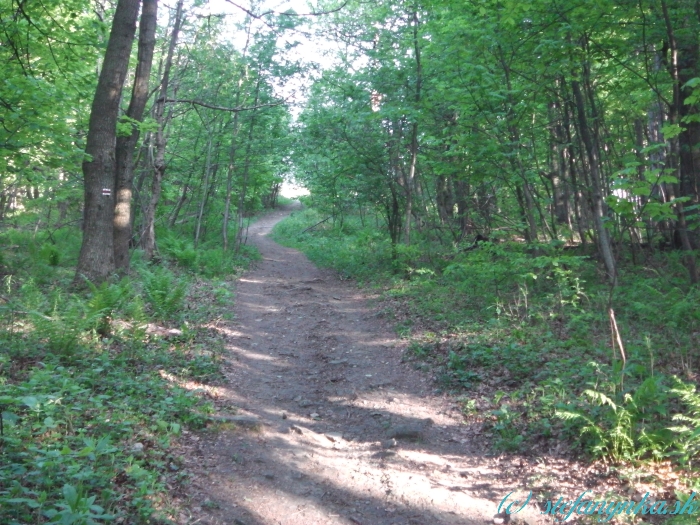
[74,0,139,285]
[549,101,570,226]
[223,94,244,252]
[141,0,184,260]
[571,78,617,283]
[402,3,422,245]
[453,178,470,240]
[194,136,214,247]
[498,44,538,243]
[114,0,157,271]
[222,25,253,251]
[663,2,700,214]
[235,79,261,254]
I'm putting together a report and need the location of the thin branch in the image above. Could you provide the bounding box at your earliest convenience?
[223,0,349,19]
[157,97,286,112]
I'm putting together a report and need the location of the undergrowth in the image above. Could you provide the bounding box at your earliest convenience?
[0,226,257,524]
[273,207,700,489]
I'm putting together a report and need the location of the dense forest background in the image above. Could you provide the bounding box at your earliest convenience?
[2,0,700,522]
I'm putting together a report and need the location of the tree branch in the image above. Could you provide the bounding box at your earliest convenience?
[157,97,286,112]
[223,0,349,19]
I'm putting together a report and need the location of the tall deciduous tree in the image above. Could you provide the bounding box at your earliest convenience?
[114,0,158,271]
[75,0,140,284]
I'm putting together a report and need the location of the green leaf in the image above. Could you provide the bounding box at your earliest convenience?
[62,484,78,508]
[21,396,40,409]
[1,411,20,424]
[661,123,684,139]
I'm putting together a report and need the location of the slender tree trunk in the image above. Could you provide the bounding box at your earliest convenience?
[169,179,190,227]
[114,0,157,271]
[571,78,617,283]
[141,0,184,259]
[661,1,700,218]
[453,178,470,240]
[75,0,139,285]
[169,130,201,227]
[403,3,422,245]
[561,88,587,247]
[223,25,252,251]
[194,136,214,247]
[549,101,569,226]
[223,95,243,252]
[498,45,538,243]
[235,79,261,253]
[659,0,700,282]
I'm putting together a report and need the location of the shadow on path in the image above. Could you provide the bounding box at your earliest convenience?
[176,205,549,525]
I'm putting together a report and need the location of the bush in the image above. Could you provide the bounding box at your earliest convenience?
[273,205,700,474]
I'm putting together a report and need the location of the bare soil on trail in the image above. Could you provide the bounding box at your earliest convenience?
[174,205,557,525]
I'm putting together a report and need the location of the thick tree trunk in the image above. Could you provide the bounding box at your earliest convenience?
[114,0,157,271]
[74,0,139,285]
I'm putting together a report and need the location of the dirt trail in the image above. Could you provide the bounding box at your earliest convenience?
[179,206,544,525]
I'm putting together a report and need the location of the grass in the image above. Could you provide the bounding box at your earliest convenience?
[273,206,700,499]
[0,225,258,524]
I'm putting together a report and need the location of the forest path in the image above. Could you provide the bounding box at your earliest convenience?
[180,205,542,525]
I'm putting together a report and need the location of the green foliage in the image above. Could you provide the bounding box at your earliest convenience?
[158,232,261,278]
[86,280,132,335]
[272,209,395,281]
[141,267,187,321]
[491,404,525,452]
[668,379,700,465]
[161,236,199,270]
[275,205,700,474]
[0,266,230,523]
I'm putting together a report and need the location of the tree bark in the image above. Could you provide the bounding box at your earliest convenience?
[234,79,261,254]
[661,1,700,217]
[402,3,422,245]
[141,0,184,259]
[223,90,244,252]
[571,78,617,283]
[74,0,140,285]
[114,0,157,271]
[195,135,214,247]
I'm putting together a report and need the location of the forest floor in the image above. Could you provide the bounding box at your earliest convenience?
[170,205,621,525]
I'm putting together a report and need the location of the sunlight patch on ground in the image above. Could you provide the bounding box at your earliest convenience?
[227,345,288,364]
[158,370,226,399]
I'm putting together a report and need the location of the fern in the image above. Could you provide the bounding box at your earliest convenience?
[142,268,187,320]
[556,389,649,462]
[86,280,130,335]
[669,378,700,465]
[161,237,198,270]
[30,299,85,356]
